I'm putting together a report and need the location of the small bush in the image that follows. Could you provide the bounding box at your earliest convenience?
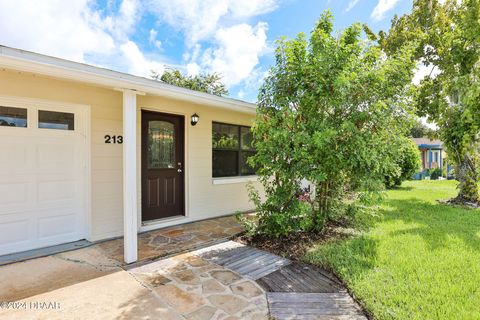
[385,138,422,188]
[429,168,442,180]
[246,183,317,238]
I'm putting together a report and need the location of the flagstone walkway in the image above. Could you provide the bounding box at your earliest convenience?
[0,216,366,319]
[128,252,269,319]
[97,215,244,263]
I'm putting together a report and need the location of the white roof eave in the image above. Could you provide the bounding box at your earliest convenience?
[0,46,257,114]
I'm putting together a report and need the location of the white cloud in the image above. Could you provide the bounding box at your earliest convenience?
[0,0,115,62]
[149,29,157,44]
[0,0,168,78]
[371,0,401,21]
[149,29,162,49]
[345,0,361,12]
[237,90,246,99]
[146,0,275,89]
[229,1,279,18]
[147,0,277,46]
[107,0,141,40]
[0,0,276,98]
[199,23,268,87]
[186,62,200,76]
[119,0,140,30]
[120,41,165,76]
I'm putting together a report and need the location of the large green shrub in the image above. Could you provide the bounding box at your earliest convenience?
[246,12,416,237]
[385,138,422,188]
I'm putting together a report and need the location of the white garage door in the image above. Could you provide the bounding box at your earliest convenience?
[0,99,88,256]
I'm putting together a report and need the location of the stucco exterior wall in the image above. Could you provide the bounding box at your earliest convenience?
[0,69,259,242]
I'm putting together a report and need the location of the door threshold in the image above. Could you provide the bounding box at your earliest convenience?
[141,215,186,227]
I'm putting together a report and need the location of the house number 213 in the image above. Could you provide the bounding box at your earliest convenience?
[104,135,123,144]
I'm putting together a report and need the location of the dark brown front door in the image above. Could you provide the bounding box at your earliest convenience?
[141,111,184,221]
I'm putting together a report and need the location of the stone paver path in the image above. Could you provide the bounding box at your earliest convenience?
[0,230,365,319]
[0,246,268,320]
[97,216,244,263]
[128,252,269,320]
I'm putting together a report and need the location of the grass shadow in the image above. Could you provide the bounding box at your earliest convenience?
[389,185,415,191]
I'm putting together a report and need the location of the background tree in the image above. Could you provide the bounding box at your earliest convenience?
[247,12,416,237]
[381,0,480,203]
[410,119,437,138]
[151,68,228,96]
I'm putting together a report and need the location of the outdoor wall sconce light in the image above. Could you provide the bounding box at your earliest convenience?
[191,113,199,126]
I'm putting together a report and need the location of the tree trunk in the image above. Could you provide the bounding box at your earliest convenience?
[455,154,479,203]
[316,181,329,221]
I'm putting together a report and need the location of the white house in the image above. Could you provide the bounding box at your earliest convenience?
[0,46,259,263]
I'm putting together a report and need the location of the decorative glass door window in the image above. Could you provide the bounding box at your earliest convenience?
[148,120,175,169]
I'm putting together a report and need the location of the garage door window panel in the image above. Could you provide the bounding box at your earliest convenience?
[38,110,75,130]
[0,106,27,128]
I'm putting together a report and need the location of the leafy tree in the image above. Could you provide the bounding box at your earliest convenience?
[385,138,422,188]
[381,0,480,203]
[247,12,416,237]
[410,119,436,138]
[152,68,228,96]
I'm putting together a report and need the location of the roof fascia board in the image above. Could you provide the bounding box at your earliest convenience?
[0,46,256,114]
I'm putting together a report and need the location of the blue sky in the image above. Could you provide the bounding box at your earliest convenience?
[0,0,413,102]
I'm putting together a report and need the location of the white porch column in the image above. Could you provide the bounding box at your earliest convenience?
[122,89,138,264]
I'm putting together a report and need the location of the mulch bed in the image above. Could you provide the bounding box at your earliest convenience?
[235,218,351,261]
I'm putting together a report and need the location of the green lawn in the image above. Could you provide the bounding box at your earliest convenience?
[304,180,480,320]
